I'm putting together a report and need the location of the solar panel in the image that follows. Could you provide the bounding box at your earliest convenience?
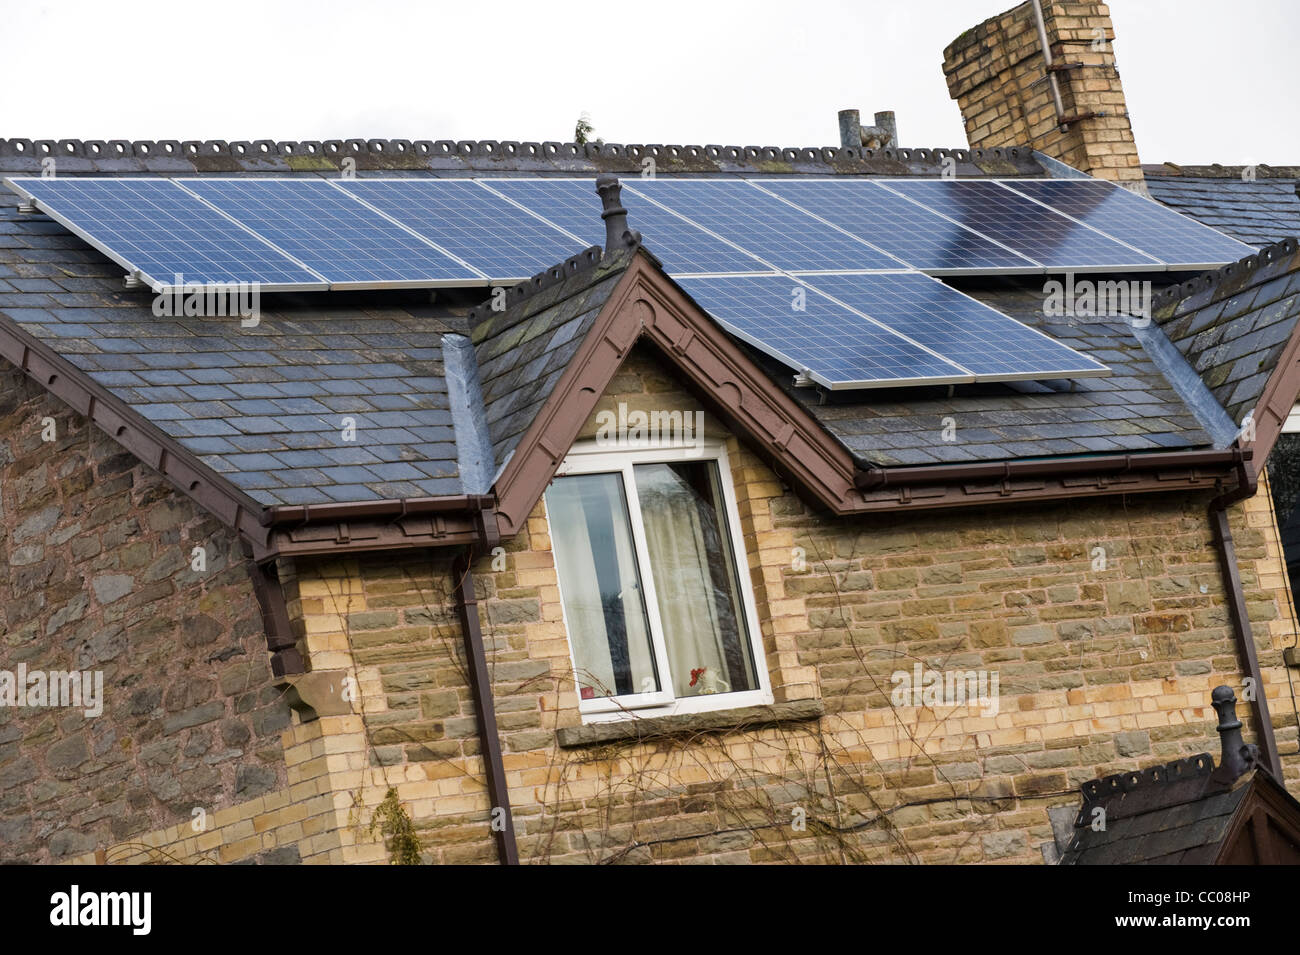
[881,179,1162,270]
[801,272,1108,379]
[5,177,326,291]
[180,179,484,287]
[335,179,586,280]
[756,179,1039,273]
[628,179,905,273]
[479,178,771,275]
[996,179,1255,268]
[674,274,971,389]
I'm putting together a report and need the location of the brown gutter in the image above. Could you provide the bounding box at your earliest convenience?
[261,495,500,560]
[856,447,1250,492]
[451,546,519,865]
[260,494,497,526]
[1208,450,1282,776]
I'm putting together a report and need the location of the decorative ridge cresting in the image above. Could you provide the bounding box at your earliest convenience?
[0,137,1038,172]
[466,245,611,324]
[1075,752,1215,821]
[1152,236,1300,313]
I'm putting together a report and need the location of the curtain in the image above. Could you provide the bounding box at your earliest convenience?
[547,474,658,699]
[635,462,753,697]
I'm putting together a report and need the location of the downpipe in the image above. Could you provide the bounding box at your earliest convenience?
[1208,449,1281,775]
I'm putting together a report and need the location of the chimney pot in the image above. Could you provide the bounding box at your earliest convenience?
[838,109,862,151]
[874,110,898,149]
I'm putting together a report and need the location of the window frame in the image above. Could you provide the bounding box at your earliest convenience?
[547,437,773,723]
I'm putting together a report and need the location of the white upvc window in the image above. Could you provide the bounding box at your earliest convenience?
[545,438,772,722]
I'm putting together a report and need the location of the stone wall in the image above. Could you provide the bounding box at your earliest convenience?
[0,366,292,863]
[279,346,1300,864]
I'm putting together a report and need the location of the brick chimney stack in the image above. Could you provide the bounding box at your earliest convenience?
[942,1,1143,187]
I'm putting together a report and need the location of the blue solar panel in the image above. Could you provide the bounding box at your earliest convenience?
[628,179,904,273]
[181,179,483,285]
[480,178,770,275]
[7,178,325,290]
[882,179,1161,269]
[996,179,1255,268]
[336,179,586,279]
[756,179,1038,272]
[802,272,1108,379]
[675,274,970,388]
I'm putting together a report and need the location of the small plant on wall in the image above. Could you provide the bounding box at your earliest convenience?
[370,788,422,865]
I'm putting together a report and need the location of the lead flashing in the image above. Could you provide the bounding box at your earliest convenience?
[442,333,496,495]
[1131,318,1240,448]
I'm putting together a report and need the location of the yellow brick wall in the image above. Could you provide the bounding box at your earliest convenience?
[64,715,368,865]
[283,349,1299,863]
[942,1,1143,185]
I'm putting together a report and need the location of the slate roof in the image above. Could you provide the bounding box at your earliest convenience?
[472,249,632,468]
[1059,754,1246,865]
[1145,164,1300,248]
[773,280,1214,467]
[2,138,1300,509]
[1153,238,1300,427]
[0,189,477,506]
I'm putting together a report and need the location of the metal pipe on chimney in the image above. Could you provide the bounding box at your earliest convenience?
[1030,0,1067,127]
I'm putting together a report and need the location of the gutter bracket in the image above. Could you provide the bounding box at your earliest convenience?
[244,553,305,678]
[475,505,501,550]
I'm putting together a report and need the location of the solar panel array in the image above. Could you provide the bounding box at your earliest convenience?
[677,272,1107,389]
[3,173,1256,389]
[674,275,970,388]
[337,179,585,279]
[181,179,482,286]
[755,179,1037,273]
[802,272,1108,381]
[627,178,904,272]
[998,178,1254,267]
[880,179,1162,270]
[9,178,328,290]
[481,178,769,275]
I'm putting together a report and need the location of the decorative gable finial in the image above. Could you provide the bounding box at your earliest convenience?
[595,175,641,255]
[1209,684,1260,785]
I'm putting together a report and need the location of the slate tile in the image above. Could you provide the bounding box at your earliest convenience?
[136,402,191,421]
[233,416,292,434]
[321,483,383,502]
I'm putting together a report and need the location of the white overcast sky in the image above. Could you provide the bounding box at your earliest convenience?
[2,0,1294,166]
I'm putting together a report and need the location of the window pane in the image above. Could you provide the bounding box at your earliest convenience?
[546,473,660,700]
[633,461,758,697]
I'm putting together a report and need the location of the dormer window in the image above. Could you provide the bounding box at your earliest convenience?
[545,438,772,721]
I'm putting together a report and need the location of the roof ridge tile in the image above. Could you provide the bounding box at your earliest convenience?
[1154,237,1300,318]
[0,138,1044,177]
